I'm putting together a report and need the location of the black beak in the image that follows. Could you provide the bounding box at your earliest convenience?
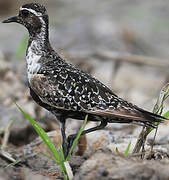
[2,16,19,23]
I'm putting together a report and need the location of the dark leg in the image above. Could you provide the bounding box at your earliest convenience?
[67,121,108,154]
[58,116,67,158]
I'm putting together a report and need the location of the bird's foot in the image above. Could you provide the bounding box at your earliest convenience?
[61,135,75,159]
[62,141,69,159]
[67,134,75,155]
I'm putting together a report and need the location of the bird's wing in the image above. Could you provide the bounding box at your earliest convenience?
[29,71,120,111]
[29,73,163,124]
[86,108,162,124]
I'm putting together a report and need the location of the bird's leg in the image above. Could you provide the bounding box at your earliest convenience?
[58,117,68,158]
[67,121,107,155]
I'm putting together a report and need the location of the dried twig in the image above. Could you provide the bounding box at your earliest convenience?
[70,51,169,68]
[92,51,169,68]
[0,119,16,163]
[1,119,14,150]
[0,149,16,163]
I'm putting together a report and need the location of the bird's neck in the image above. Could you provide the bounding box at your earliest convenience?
[28,23,50,52]
[26,23,52,81]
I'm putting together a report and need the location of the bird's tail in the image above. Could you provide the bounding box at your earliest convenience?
[133,105,167,127]
[89,105,167,128]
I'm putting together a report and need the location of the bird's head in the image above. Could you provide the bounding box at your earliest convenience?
[2,3,48,35]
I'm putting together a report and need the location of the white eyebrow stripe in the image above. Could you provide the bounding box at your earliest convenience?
[20,7,42,16]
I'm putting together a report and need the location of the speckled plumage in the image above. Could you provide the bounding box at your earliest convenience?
[3,3,165,157]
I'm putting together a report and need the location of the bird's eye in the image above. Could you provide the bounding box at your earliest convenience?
[20,10,29,17]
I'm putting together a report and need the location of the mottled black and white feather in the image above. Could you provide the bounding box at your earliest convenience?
[29,53,163,127]
[5,3,165,128]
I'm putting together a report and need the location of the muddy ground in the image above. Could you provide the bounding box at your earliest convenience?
[0,0,169,179]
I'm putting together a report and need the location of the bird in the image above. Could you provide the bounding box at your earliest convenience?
[2,3,165,157]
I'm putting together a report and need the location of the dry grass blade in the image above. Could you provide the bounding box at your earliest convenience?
[6,152,39,168]
[64,162,73,180]
[0,150,16,163]
[133,83,169,154]
[1,119,14,150]
[0,120,16,164]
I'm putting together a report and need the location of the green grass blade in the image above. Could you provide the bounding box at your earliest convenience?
[149,83,169,132]
[15,34,28,60]
[41,152,59,163]
[6,152,39,168]
[15,103,60,159]
[163,110,169,118]
[14,102,67,178]
[124,141,131,157]
[66,114,88,161]
[153,83,169,115]
[42,152,68,180]
[59,143,65,162]
[133,83,169,154]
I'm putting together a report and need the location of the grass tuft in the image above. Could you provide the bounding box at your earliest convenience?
[133,83,169,154]
[115,141,131,157]
[124,141,131,157]
[14,101,88,180]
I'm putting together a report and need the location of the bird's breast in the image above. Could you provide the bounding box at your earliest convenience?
[26,46,41,82]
